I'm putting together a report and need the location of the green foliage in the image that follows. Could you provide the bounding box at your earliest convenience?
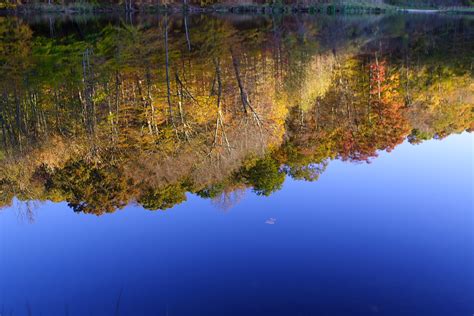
[407,129,433,144]
[138,184,187,211]
[284,163,327,182]
[238,156,285,196]
[195,183,226,199]
[50,161,131,214]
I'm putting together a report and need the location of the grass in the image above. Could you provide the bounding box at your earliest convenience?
[211,3,391,14]
[15,2,99,13]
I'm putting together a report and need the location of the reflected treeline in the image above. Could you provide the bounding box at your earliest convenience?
[0,14,472,214]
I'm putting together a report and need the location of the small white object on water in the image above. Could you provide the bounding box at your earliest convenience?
[265,218,276,225]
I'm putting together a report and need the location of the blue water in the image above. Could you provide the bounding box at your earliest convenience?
[1,133,473,316]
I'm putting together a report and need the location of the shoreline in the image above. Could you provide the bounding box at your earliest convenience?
[1,3,473,15]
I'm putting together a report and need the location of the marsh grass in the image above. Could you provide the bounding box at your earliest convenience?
[19,2,99,13]
[211,1,391,14]
[5,1,473,14]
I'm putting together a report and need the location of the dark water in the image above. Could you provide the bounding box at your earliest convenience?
[0,13,473,315]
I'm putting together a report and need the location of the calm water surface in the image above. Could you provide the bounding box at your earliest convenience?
[0,13,473,315]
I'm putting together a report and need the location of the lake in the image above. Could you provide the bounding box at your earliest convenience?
[0,12,473,315]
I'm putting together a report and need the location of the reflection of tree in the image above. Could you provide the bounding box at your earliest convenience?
[238,156,286,196]
[50,161,132,214]
[0,15,472,215]
[139,184,187,211]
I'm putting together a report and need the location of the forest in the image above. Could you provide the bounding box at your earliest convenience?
[0,14,472,215]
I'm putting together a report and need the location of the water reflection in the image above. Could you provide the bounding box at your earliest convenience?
[0,14,472,215]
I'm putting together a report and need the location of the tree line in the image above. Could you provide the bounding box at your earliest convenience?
[0,14,472,214]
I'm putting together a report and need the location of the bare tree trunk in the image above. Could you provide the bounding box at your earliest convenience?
[230,49,263,127]
[175,72,190,141]
[184,14,191,52]
[115,71,121,126]
[230,50,249,114]
[82,48,96,139]
[49,16,54,37]
[146,69,157,134]
[375,52,381,101]
[164,16,174,125]
[212,58,230,152]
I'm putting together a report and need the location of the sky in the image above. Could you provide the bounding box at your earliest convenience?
[0,132,473,316]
